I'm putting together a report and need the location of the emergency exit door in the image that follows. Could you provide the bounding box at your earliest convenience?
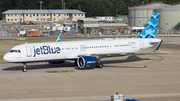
[25,46,32,57]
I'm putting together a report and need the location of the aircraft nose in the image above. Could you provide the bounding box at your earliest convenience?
[3,53,11,62]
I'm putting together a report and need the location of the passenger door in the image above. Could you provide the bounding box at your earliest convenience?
[25,46,32,57]
[139,40,144,50]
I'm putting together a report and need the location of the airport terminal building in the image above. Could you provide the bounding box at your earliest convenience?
[1,9,86,23]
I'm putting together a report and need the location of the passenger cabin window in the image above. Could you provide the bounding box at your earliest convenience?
[10,50,21,53]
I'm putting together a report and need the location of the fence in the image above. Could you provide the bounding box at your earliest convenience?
[0,30,12,38]
[5,28,180,38]
[156,29,180,35]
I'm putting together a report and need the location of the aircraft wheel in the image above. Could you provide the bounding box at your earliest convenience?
[22,63,27,72]
[22,68,27,72]
[96,63,103,68]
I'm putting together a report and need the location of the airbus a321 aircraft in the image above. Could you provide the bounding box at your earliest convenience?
[3,12,162,72]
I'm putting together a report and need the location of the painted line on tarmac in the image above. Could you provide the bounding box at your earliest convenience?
[156,35,180,37]
[131,93,180,99]
[159,51,180,53]
[46,70,74,75]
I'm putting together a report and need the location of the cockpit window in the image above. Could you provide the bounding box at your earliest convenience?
[10,50,14,52]
[9,50,21,53]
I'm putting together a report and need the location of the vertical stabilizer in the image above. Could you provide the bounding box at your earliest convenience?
[136,12,159,38]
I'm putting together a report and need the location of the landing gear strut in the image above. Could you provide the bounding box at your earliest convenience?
[22,63,27,72]
[96,56,103,68]
[74,60,78,66]
[96,63,103,68]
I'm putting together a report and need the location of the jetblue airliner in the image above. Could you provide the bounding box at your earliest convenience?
[3,12,162,72]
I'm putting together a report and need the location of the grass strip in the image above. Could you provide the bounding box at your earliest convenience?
[0,52,6,63]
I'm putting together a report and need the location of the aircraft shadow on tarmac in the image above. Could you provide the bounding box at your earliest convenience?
[101,55,150,68]
[102,55,150,64]
[2,55,150,71]
[2,62,75,71]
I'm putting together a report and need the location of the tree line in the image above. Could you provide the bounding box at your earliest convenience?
[1,0,180,20]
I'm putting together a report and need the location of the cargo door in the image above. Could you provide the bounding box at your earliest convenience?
[25,46,32,57]
[139,40,144,50]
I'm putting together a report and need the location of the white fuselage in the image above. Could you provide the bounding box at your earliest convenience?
[3,38,161,63]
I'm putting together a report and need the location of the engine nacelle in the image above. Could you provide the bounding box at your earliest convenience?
[48,60,65,64]
[77,56,97,68]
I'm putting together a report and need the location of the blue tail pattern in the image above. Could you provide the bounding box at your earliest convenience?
[136,12,159,38]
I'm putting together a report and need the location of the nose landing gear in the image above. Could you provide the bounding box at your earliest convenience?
[22,63,27,72]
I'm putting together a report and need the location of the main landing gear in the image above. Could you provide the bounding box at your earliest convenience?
[96,62,103,68]
[22,63,27,72]
[74,60,78,66]
[96,56,103,68]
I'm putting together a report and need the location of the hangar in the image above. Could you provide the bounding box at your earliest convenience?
[161,4,180,30]
[128,3,180,30]
[128,3,170,27]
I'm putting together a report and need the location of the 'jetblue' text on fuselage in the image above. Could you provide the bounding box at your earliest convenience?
[33,45,61,57]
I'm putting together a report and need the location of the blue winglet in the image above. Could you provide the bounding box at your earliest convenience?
[56,33,62,42]
[125,99,139,101]
[137,12,159,38]
[155,40,163,50]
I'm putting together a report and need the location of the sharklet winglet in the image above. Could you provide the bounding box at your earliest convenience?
[56,33,62,42]
[155,40,163,51]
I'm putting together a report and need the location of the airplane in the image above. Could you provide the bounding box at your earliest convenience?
[3,12,162,72]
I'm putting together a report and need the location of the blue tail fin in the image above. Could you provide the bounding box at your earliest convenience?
[136,12,159,38]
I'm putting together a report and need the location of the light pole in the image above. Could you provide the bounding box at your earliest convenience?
[147,9,148,23]
[116,9,118,17]
[19,17,21,31]
[62,0,64,22]
[39,1,43,34]
[63,3,66,22]
[38,17,39,30]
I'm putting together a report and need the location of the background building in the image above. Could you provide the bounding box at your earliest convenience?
[78,18,128,35]
[1,10,86,23]
[78,18,99,34]
[128,3,171,29]
[160,4,180,30]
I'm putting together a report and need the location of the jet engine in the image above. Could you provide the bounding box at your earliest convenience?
[77,56,97,68]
